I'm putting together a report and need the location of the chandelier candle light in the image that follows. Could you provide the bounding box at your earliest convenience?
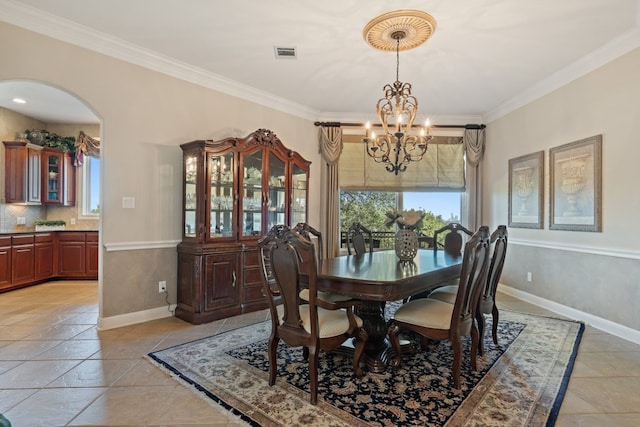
[363,10,437,175]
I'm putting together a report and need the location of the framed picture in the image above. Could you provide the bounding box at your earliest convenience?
[549,135,602,232]
[508,151,544,229]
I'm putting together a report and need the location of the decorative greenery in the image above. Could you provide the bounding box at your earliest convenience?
[33,219,66,226]
[24,129,76,152]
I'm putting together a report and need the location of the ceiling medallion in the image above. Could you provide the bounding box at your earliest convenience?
[363,10,437,52]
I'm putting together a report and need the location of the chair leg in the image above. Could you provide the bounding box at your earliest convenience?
[268,336,279,386]
[308,345,318,405]
[352,328,368,377]
[476,311,486,356]
[470,323,478,371]
[387,324,402,368]
[492,304,500,346]
[451,334,462,389]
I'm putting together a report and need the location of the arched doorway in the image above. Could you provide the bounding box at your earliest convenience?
[0,79,103,314]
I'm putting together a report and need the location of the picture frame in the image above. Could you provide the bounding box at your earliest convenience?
[508,151,544,229]
[549,134,602,232]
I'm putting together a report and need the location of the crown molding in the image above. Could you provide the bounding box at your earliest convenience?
[485,27,640,123]
[0,0,319,122]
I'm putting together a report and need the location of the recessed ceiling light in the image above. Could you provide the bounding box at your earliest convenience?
[12,97,26,104]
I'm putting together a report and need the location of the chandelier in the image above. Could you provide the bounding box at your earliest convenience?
[362,10,437,175]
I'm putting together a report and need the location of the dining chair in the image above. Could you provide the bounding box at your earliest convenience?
[388,226,491,388]
[433,222,474,256]
[258,225,368,405]
[346,222,374,255]
[428,225,508,355]
[294,222,356,305]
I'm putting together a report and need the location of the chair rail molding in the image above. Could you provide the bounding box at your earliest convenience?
[510,238,640,260]
[104,240,180,252]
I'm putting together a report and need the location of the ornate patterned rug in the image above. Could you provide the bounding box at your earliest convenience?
[147,310,583,426]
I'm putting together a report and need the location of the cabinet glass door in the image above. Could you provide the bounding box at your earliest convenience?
[241,150,263,237]
[184,155,198,238]
[44,152,63,203]
[209,152,235,239]
[267,152,286,230]
[291,163,308,225]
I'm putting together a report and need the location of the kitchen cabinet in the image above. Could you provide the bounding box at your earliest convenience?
[0,237,11,289]
[3,141,43,204]
[0,231,98,293]
[34,233,54,280]
[176,129,310,324]
[41,148,75,206]
[58,232,86,277]
[11,235,35,285]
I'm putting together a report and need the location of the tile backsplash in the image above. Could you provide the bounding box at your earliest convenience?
[0,203,98,232]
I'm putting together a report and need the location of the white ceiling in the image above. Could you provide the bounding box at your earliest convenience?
[1,0,639,125]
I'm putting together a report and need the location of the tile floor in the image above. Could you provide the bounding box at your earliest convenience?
[0,280,639,426]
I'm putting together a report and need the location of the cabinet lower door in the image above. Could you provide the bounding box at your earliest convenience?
[35,243,54,280]
[203,253,240,312]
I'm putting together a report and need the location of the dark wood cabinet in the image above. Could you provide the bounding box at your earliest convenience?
[176,129,310,324]
[85,233,99,278]
[0,231,98,293]
[35,233,54,280]
[0,237,11,289]
[3,142,75,206]
[58,232,86,277]
[11,235,35,285]
[3,141,43,204]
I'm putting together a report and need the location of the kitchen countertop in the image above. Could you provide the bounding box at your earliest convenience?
[0,229,98,235]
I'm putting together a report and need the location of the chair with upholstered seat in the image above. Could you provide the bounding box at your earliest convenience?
[293,222,355,305]
[346,222,374,255]
[388,226,491,388]
[428,225,508,355]
[258,225,368,404]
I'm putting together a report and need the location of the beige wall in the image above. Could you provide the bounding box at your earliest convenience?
[484,47,640,333]
[0,22,321,319]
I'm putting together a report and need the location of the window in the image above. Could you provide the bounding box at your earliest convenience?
[339,190,462,249]
[81,156,100,216]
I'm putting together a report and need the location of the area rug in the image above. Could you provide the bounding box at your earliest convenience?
[147,310,583,426]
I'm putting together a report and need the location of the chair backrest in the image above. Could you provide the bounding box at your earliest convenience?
[480,225,508,309]
[347,222,373,255]
[293,222,324,261]
[450,226,491,335]
[433,222,474,256]
[258,225,319,341]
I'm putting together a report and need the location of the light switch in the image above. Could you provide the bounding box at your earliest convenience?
[122,197,135,209]
[17,216,26,225]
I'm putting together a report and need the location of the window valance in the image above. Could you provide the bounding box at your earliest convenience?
[339,134,465,191]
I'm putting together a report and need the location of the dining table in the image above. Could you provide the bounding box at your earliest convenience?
[317,248,463,372]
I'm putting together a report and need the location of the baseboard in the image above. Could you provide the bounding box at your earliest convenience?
[97,304,176,330]
[499,285,640,345]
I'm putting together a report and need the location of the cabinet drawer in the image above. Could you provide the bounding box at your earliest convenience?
[12,235,34,245]
[35,233,54,243]
[58,232,85,242]
[85,232,98,242]
[0,237,10,247]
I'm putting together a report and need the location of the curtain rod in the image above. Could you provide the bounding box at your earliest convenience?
[313,121,485,130]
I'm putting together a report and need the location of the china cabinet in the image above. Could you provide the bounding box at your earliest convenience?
[176,129,310,324]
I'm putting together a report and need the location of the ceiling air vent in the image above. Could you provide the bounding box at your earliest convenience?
[274,46,297,59]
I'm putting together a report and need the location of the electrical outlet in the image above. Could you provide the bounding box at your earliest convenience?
[527,272,532,282]
[158,280,167,293]
[17,217,26,225]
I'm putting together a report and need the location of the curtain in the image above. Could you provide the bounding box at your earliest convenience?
[74,131,100,166]
[339,135,465,191]
[462,128,486,230]
[318,126,343,258]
